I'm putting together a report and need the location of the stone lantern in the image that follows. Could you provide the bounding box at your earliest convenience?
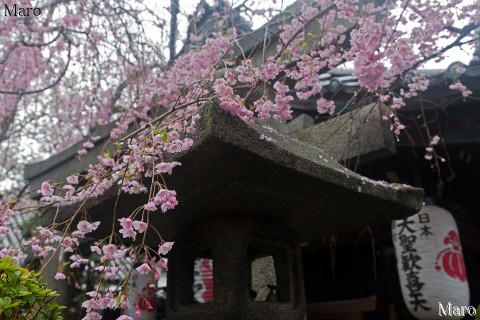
[31,103,423,319]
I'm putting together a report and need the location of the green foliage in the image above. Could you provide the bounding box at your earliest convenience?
[0,257,65,320]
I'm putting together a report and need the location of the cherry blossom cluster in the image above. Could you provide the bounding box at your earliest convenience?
[449,82,473,98]
[80,241,172,319]
[424,135,446,163]
[0,206,19,236]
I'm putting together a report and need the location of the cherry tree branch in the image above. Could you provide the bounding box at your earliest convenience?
[409,23,479,70]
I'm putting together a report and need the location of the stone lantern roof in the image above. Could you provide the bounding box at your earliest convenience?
[26,102,423,244]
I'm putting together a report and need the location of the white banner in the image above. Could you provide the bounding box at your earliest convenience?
[392,205,470,319]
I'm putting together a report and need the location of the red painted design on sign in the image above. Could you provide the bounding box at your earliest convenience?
[435,230,467,282]
[137,284,156,311]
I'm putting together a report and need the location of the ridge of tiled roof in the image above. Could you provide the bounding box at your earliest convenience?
[316,61,480,95]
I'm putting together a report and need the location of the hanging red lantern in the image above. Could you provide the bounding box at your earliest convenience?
[392,205,471,320]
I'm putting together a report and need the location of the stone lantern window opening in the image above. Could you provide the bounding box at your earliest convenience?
[248,241,291,304]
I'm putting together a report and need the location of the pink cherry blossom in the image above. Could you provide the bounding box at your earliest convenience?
[82,298,100,313]
[144,201,157,212]
[70,254,89,268]
[77,220,100,235]
[66,175,79,184]
[62,236,79,252]
[91,245,101,254]
[83,141,95,149]
[55,272,66,280]
[119,227,136,240]
[136,262,152,274]
[102,244,118,260]
[39,181,54,197]
[96,266,124,280]
[431,135,441,145]
[153,189,178,212]
[158,241,174,255]
[316,98,335,115]
[155,161,181,175]
[132,220,148,233]
[122,181,147,194]
[118,217,134,230]
[102,157,115,167]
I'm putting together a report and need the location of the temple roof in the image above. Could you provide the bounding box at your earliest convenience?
[291,61,480,113]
